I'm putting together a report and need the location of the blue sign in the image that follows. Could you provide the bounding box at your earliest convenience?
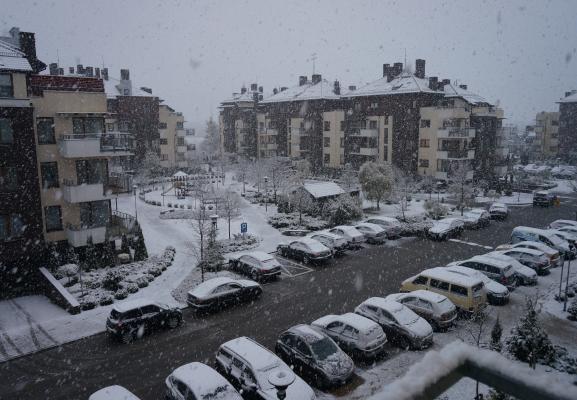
[241,222,248,233]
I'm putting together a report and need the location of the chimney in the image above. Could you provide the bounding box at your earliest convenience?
[102,68,108,80]
[348,85,356,91]
[428,76,438,90]
[393,62,403,77]
[77,64,84,75]
[18,31,45,73]
[58,68,64,75]
[85,66,94,77]
[415,59,425,79]
[299,76,307,86]
[120,69,130,81]
[383,63,390,78]
[95,68,100,78]
[459,84,468,90]
[273,88,278,95]
[241,87,247,94]
[258,86,263,93]
[250,83,257,91]
[49,63,58,75]
[280,87,288,92]
[333,80,341,95]
[312,74,322,84]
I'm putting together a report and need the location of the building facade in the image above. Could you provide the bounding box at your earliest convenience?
[159,104,186,169]
[557,90,577,162]
[534,111,560,160]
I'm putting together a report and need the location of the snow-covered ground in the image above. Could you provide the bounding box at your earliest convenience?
[476,192,534,205]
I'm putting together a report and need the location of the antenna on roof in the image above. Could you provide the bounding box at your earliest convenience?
[404,48,407,66]
[309,53,318,75]
[56,48,60,65]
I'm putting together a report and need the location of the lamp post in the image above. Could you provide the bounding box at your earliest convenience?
[264,176,269,212]
[133,184,138,222]
[210,214,218,238]
[268,369,295,400]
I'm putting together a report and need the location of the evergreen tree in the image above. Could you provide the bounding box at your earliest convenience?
[132,223,148,261]
[83,236,98,271]
[64,244,79,265]
[101,233,117,267]
[490,316,503,353]
[204,228,224,271]
[567,297,577,321]
[45,242,60,271]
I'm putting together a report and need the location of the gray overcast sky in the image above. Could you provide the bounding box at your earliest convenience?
[3,0,576,131]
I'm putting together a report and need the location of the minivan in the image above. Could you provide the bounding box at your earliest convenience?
[511,226,574,259]
[400,267,487,314]
[452,255,518,289]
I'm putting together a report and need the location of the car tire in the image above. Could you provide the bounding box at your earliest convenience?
[303,256,310,264]
[250,270,259,281]
[121,330,135,344]
[167,316,180,329]
[398,336,411,351]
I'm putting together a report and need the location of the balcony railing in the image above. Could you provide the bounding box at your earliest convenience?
[62,179,110,203]
[350,147,379,156]
[59,132,134,158]
[348,128,379,137]
[438,127,476,138]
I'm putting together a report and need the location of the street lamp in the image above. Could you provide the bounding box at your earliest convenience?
[267,369,295,400]
[133,184,138,221]
[264,176,269,212]
[210,214,218,236]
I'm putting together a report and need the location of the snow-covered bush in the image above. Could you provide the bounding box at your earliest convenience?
[84,279,101,290]
[326,195,363,226]
[58,264,79,281]
[423,199,449,220]
[268,213,329,230]
[147,267,162,277]
[136,276,149,288]
[114,289,128,300]
[80,296,97,310]
[568,298,577,321]
[126,283,139,294]
[220,234,261,253]
[99,295,114,306]
[145,273,155,282]
[102,270,124,291]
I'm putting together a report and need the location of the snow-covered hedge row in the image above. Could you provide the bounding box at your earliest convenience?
[268,213,330,231]
[219,234,261,253]
[60,246,176,311]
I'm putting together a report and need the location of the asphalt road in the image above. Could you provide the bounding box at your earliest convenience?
[2,198,576,400]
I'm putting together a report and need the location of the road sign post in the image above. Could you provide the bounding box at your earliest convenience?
[241,222,248,238]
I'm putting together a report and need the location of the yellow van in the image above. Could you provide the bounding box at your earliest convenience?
[400,267,487,314]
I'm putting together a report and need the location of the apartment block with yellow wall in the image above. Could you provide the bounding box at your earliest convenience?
[256,112,278,159]
[343,114,393,169]
[159,104,185,169]
[321,111,345,169]
[535,111,559,159]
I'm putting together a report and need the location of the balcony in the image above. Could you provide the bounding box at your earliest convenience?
[59,132,134,158]
[66,225,107,247]
[350,147,378,156]
[62,181,110,203]
[437,127,476,138]
[348,128,379,137]
[437,149,475,159]
[177,145,187,153]
[66,211,136,247]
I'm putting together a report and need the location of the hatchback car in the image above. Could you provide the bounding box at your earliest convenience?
[445,264,509,305]
[489,202,509,220]
[354,298,433,350]
[328,225,366,249]
[498,248,551,275]
[106,299,182,344]
[385,290,457,331]
[228,251,282,281]
[428,217,465,240]
[307,231,348,256]
[187,277,262,313]
[354,223,387,244]
[216,336,316,400]
[275,324,354,388]
[463,209,490,228]
[556,225,577,237]
[165,362,242,400]
[483,251,538,285]
[311,313,387,359]
[363,216,402,238]
[497,241,562,267]
[277,237,332,264]
[89,385,140,400]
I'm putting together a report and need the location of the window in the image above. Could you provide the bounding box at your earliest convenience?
[430,279,449,291]
[160,154,168,161]
[176,121,184,129]
[419,139,430,148]
[324,153,330,164]
[259,122,264,131]
[420,119,431,128]
[360,119,367,129]
[159,122,168,129]
[413,275,428,285]
[76,159,106,185]
[177,137,185,146]
[159,138,168,145]
[72,118,104,134]
[383,128,389,141]
[340,121,345,131]
[79,200,110,228]
[0,161,17,191]
[323,136,330,147]
[41,162,59,189]
[140,305,159,315]
[0,214,25,241]
[37,118,56,144]
[0,73,13,97]
[324,121,330,131]
[295,339,311,356]
[450,284,468,296]
[342,325,359,339]
[45,206,62,232]
[0,118,14,144]
[369,120,377,129]
[106,123,115,132]
[419,159,429,168]
[385,115,389,125]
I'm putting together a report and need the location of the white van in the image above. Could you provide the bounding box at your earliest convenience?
[511,226,574,259]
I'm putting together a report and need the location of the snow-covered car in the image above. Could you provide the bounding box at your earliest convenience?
[187,277,262,313]
[497,241,562,267]
[363,216,402,238]
[533,190,557,207]
[556,225,577,237]
[497,247,551,276]
[451,255,518,289]
[462,209,490,229]
[216,336,316,400]
[307,231,348,256]
[385,290,457,331]
[228,251,282,281]
[165,362,242,400]
[445,264,509,305]
[548,229,577,248]
[354,223,387,244]
[328,225,365,249]
[89,385,140,400]
[483,251,538,286]
[106,299,182,344]
[277,237,332,264]
[354,298,433,350]
[549,219,577,230]
[275,324,354,388]
[489,202,509,220]
[427,217,465,240]
[511,226,574,259]
[311,313,387,359]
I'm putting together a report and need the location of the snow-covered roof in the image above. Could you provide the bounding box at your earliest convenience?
[355,222,385,232]
[188,277,234,298]
[261,79,340,104]
[442,82,491,105]
[345,72,437,98]
[558,90,577,103]
[420,267,484,287]
[170,362,241,399]
[104,76,157,98]
[221,90,260,104]
[88,385,140,400]
[0,39,32,72]
[112,298,155,313]
[221,336,280,371]
[173,171,188,177]
[303,181,345,199]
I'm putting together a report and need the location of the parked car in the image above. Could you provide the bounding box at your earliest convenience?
[306,231,348,256]
[450,254,518,289]
[354,223,387,244]
[354,298,433,350]
[385,290,457,331]
[445,264,510,305]
[489,202,509,220]
[533,190,557,206]
[228,251,282,281]
[165,362,242,400]
[328,225,365,249]
[216,337,316,400]
[511,226,574,259]
[428,217,465,240]
[497,247,551,275]
[276,238,332,264]
[363,216,402,238]
[400,267,487,314]
[556,225,577,237]
[89,385,140,400]
[483,251,538,286]
[462,209,490,228]
[275,324,354,388]
[311,313,387,359]
[549,229,577,248]
[106,299,182,344]
[187,277,262,313]
[497,241,562,267]
[549,219,577,230]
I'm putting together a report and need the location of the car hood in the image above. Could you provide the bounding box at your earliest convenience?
[429,225,450,234]
[407,317,433,338]
[485,280,508,295]
[317,352,354,377]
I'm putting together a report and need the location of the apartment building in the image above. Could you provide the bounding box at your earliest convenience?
[0,30,45,296]
[557,90,577,162]
[158,104,186,168]
[534,111,560,160]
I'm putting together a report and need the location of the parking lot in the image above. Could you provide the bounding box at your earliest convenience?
[2,198,576,400]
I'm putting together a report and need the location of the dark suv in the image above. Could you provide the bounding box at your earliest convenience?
[106,299,182,343]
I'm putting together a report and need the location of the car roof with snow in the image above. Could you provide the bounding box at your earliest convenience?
[418,267,483,287]
[221,337,280,370]
[188,277,235,297]
[392,289,449,304]
[512,241,557,254]
[309,231,342,240]
[501,247,544,257]
[170,362,241,399]
[355,222,384,231]
[291,237,326,246]
[89,385,140,400]
[551,219,577,226]
[287,324,327,343]
[313,313,379,332]
[333,225,358,232]
[240,251,276,261]
[435,217,463,224]
[112,298,157,314]
[490,202,507,208]
[471,253,515,267]
[445,265,488,281]
[359,297,405,313]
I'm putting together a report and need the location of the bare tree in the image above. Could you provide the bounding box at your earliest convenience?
[221,190,241,239]
[265,157,290,203]
[340,163,358,192]
[236,157,250,194]
[392,167,417,221]
[447,162,474,215]
[190,203,213,282]
[284,160,312,225]
[458,309,489,400]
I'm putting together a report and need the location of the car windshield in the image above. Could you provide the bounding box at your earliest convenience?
[310,337,339,360]
[436,298,454,313]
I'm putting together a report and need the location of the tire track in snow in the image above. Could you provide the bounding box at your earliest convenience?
[0,334,10,359]
[9,300,59,347]
[0,331,23,356]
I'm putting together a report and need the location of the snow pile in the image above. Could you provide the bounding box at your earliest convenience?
[60,247,176,310]
[219,234,261,253]
[268,212,330,231]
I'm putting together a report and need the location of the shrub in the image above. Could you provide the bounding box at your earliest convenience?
[568,298,577,321]
[99,295,114,306]
[126,283,139,294]
[84,279,101,290]
[148,267,162,277]
[145,273,155,282]
[114,289,128,300]
[423,199,448,219]
[136,276,149,288]
[102,270,124,291]
[80,298,97,310]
